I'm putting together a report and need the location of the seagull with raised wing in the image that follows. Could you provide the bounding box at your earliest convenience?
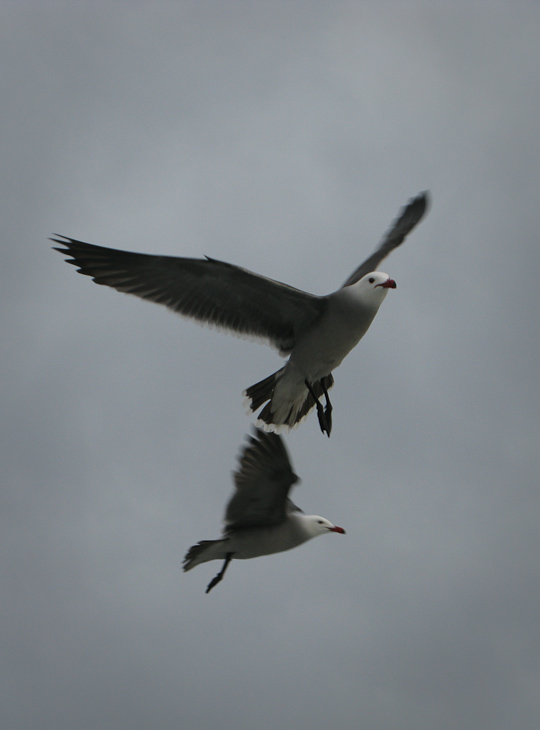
[52,191,429,435]
[183,428,345,593]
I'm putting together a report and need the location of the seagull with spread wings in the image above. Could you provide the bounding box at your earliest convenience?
[53,191,429,435]
[183,428,345,594]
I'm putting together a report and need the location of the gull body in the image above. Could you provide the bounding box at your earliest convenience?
[183,428,345,593]
[265,274,395,427]
[53,191,429,434]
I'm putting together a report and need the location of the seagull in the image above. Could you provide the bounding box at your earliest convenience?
[183,428,345,593]
[52,191,428,435]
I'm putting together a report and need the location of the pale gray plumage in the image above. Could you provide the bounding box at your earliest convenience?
[182,428,345,593]
[52,191,429,434]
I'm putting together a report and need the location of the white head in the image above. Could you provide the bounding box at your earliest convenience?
[302,514,346,539]
[348,271,397,308]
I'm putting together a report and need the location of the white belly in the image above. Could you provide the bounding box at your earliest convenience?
[290,295,378,380]
[230,520,307,559]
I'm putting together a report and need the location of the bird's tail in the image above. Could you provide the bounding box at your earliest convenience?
[183,539,228,572]
[243,369,334,432]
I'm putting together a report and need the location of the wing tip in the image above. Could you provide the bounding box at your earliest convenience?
[409,189,429,213]
[412,190,430,218]
[50,234,70,248]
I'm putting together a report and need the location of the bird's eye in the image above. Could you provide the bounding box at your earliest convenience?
[368,277,375,283]
[317,520,324,524]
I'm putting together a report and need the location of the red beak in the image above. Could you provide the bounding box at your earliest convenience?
[330,526,346,534]
[377,278,396,289]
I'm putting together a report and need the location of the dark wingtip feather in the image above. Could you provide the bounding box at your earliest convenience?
[414,190,430,215]
[401,190,430,225]
[50,234,71,247]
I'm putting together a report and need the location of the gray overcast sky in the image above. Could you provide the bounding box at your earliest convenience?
[2,3,540,729]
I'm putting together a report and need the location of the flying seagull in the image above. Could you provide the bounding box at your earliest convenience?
[52,190,429,435]
[183,428,345,593]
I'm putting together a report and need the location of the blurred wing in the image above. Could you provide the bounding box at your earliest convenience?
[341,191,429,287]
[52,237,325,353]
[224,429,300,530]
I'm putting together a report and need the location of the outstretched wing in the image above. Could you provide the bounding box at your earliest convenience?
[224,429,300,530]
[52,237,325,353]
[341,191,429,288]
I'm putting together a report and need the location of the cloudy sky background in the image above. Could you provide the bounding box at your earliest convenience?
[2,3,540,729]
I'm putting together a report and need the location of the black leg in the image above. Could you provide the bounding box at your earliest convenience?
[305,379,331,437]
[206,552,234,594]
[320,379,333,435]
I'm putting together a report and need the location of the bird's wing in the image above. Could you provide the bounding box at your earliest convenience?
[52,237,326,353]
[224,429,300,530]
[341,191,429,288]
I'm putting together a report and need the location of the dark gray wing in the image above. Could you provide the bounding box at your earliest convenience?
[52,236,326,353]
[341,191,429,288]
[224,429,300,530]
